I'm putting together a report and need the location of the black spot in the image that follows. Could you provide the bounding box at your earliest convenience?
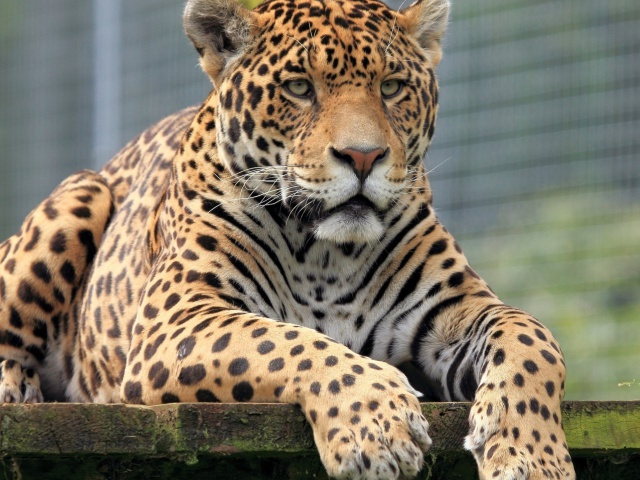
[268,357,284,371]
[298,359,312,371]
[9,308,23,328]
[442,258,455,269]
[545,381,556,397]
[540,405,551,420]
[228,358,249,376]
[212,332,231,352]
[232,381,254,401]
[17,280,53,313]
[26,344,44,363]
[493,349,505,366]
[31,262,52,283]
[164,293,181,310]
[228,117,241,143]
[486,444,498,460]
[161,393,180,403]
[204,272,222,288]
[196,389,219,402]
[71,206,91,218]
[124,381,142,402]
[523,360,539,374]
[290,345,304,356]
[249,86,264,109]
[78,229,98,264]
[257,340,275,354]
[518,334,534,346]
[327,428,340,442]
[361,452,371,470]
[196,234,218,251]
[60,261,76,284]
[313,340,328,350]
[50,231,67,253]
[328,380,341,394]
[143,304,159,319]
[192,318,212,333]
[256,136,270,152]
[516,401,527,415]
[447,271,465,288]
[530,398,540,414]
[182,250,199,260]
[540,349,558,364]
[242,110,255,138]
[32,319,47,340]
[342,374,356,387]
[24,226,41,251]
[534,329,547,341]
[325,356,338,366]
[186,270,200,283]
[310,382,321,395]
[428,239,447,255]
[514,373,525,387]
[252,327,268,338]
[177,336,196,359]
[178,364,207,385]
[149,362,170,389]
[285,330,299,340]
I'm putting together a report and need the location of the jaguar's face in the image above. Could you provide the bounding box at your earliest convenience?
[187,0,447,242]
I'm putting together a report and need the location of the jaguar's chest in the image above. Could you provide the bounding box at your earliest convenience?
[222,235,431,360]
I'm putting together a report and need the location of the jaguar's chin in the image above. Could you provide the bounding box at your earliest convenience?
[312,195,385,243]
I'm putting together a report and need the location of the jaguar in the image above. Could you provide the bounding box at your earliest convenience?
[0,0,575,478]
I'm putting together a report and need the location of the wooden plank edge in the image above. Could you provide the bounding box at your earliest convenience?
[0,401,637,458]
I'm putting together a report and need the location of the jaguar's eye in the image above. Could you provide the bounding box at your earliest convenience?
[284,79,313,98]
[381,79,403,98]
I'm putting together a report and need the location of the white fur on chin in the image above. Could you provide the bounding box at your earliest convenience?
[313,210,384,244]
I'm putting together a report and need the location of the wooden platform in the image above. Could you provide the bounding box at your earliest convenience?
[0,401,638,479]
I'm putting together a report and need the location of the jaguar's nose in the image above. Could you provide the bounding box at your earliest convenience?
[332,147,389,181]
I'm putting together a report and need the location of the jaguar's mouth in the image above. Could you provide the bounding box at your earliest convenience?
[327,194,377,218]
[312,194,385,243]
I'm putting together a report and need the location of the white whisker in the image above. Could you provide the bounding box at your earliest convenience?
[385,0,409,55]
[287,35,308,52]
[425,156,453,175]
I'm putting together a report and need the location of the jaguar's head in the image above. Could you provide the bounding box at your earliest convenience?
[185,0,449,242]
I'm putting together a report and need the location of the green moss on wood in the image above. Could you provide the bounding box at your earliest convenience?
[0,401,638,479]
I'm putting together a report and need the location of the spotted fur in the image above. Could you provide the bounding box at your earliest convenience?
[0,0,575,478]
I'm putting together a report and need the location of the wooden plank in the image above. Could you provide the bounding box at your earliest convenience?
[0,401,638,479]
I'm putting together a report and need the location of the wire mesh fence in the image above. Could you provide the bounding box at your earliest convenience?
[0,0,638,400]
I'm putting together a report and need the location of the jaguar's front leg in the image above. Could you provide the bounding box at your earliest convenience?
[439,306,576,480]
[0,170,113,403]
[122,295,431,480]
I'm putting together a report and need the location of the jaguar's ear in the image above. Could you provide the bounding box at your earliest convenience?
[184,0,258,84]
[398,0,450,67]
